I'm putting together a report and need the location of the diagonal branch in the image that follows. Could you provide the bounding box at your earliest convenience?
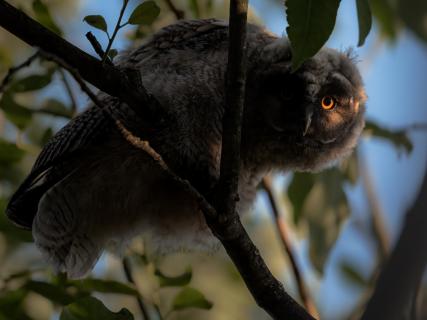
[163,0,185,20]
[261,176,319,318]
[0,50,39,93]
[0,0,161,125]
[0,1,314,318]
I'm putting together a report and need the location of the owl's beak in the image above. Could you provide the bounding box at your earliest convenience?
[303,108,313,136]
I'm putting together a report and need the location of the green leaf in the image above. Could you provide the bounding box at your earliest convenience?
[341,150,359,185]
[33,0,62,35]
[356,0,372,46]
[155,267,192,287]
[397,0,427,43]
[83,15,108,33]
[369,0,398,41]
[60,296,134,320]
[286,0,341,71]
[39,99,73,118]
[0,93,33,130]
[10,74,52,92]
[70,278,138,296]
[40,127,54,145]
[128,1,161,25]
[0,288,27,310]
[0,138,25,167]
[107,49,118,60]
[303,169,350,273]
[287,172,315,225]
[364,121,413,154]
[0,289,32,320]
[340,262,369,287]
[189,0,201,18]
[25,280,74,305]
[171,287,213,311]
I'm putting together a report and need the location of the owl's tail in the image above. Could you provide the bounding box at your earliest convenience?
[32,179,103,279]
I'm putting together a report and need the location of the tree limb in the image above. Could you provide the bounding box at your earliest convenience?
[0,50,39,93]
[261,176,319,318]
[0,1,314,318]
[214,0,247,218]
[361,172,427,320]
[360,151,390,260]
[0,0,161,125]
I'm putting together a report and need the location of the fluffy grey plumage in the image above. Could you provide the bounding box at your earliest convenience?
[6,19,366,278]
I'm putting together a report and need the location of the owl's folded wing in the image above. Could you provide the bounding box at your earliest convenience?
[6,106,111,229]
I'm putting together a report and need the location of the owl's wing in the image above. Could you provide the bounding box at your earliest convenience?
[6,19,232,229]
[121,19,229,66]
[6,106,112,229]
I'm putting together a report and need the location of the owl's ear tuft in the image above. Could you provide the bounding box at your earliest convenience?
[260,38,292,64]
[343,47,360,64]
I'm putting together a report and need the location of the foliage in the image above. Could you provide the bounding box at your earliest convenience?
[286,0,341,71]
[60,297,134,320]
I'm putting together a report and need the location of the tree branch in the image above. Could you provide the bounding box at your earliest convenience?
[360,151,390,260]
[58,68,78,116]
[122,257,151,320]
[0,0,161,125]
[163,0,185,20]
[214,0,248,217]
[261,176,319,318]
[0,1,314,318]
[0,50,39,93]
[205,1,314,318]
[85,32,112,65]
[361,172,427,320]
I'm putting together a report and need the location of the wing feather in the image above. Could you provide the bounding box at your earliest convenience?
[6,106,111,229]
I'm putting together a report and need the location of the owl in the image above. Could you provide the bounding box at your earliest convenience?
[6,19,366,278]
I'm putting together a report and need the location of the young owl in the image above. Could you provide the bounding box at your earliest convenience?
[6,19,366,278]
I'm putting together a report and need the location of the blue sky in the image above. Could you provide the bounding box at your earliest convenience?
[252,0,427,318]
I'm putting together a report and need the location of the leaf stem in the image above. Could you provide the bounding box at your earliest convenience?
[122,257,151,320]
[102,0,129,63]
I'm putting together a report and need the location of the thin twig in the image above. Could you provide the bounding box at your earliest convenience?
[403,123,427,132]
[58,68,78,116]
[261,176,319,318]
[163,0,185,20]
[39,50,104,109]
[86,31,112,65]
[0,51,39,93]
[122,257,151,320]
[102,0,129,63]
[359,149,389,259]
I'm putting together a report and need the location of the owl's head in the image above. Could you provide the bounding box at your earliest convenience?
[244,39,366,172]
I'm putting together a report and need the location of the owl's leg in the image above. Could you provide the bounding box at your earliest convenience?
[32,177,103,278]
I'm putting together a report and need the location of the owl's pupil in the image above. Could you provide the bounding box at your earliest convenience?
[321,96,335,110]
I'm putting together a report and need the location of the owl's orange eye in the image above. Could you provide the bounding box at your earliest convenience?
[321,96,336,110]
